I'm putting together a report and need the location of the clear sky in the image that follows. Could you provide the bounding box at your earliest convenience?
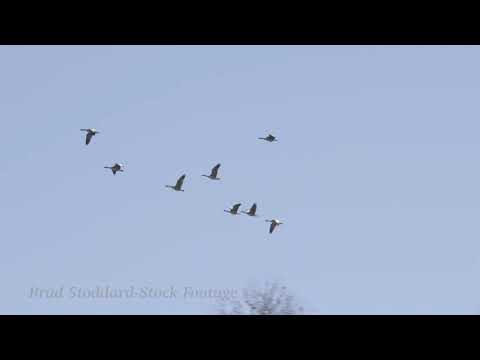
[1,45,479,314]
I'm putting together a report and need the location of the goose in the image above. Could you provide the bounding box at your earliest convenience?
[81,128,100,145]
[258,133,278,142]
[241,203,258,217]
[202,163,221,181]
[265,219,283,234]
[104,163,124,175]
[224,203,242,215]
[166,174,186,192]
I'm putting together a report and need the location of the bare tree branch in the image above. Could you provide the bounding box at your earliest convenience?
[217,281,304,315]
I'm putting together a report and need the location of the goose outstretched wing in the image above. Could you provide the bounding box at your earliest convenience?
[269,222,277,234]
[210,163,221,178]
[85,132,93,145]
[176,174,186,188]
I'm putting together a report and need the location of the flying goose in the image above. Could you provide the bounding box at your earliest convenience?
[104,163,124,175]
[202,163,221,180]
[224,203,242,215]
[265,219,283,234]
[258,133,277,142]
[241,203,258,217]
[166,174,186,192]
[81,128,100,145]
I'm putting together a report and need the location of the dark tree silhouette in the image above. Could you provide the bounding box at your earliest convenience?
[217,282,304,315]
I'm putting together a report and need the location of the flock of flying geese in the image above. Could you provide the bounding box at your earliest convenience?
[80,128,284,234]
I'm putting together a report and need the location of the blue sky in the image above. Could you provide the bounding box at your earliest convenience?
[1,45,479,314]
